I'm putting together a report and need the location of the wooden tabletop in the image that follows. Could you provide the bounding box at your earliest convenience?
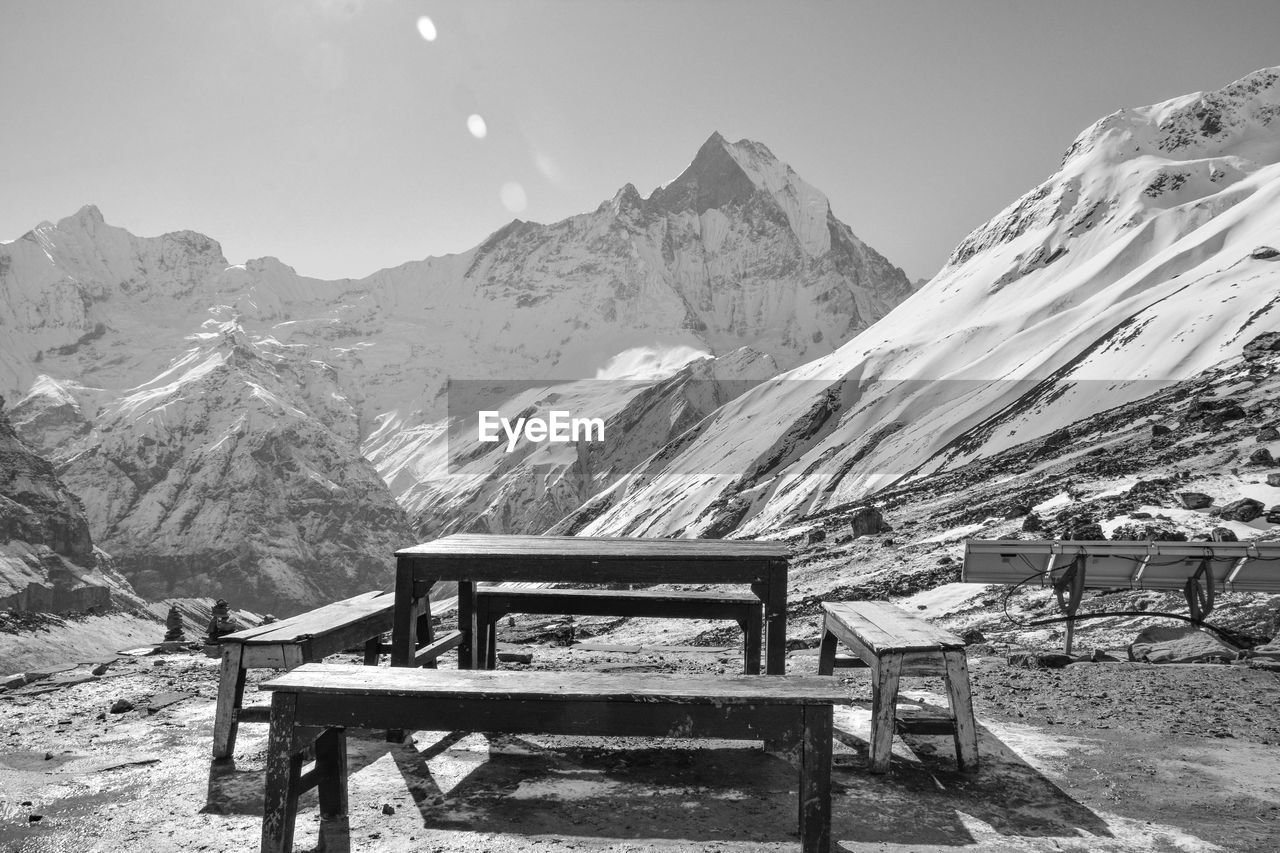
[396,534,790,561]
[261,663,848,704]
[823,601,966,653]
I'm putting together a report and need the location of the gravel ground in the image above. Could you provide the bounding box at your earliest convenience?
[2,611,1279,853]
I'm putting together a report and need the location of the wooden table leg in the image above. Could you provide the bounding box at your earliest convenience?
[212,643,245,760]
[261,693,303,853]
[741,606,762,675]
[799,703,834,853]
[942,649,979,772]
[760,562,788,674]
[457,580,477,669]
[869,654,902,774]
[391,562,417,668]
[314,727,350,851]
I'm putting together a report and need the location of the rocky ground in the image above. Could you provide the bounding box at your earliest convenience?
[1,598,1278,853]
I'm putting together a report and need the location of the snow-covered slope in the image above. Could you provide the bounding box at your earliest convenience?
[406,346,777,538]
[567,68,1280,539]
[1,134,912,609]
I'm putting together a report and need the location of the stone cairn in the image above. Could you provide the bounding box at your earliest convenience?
[206,599,235,644]
[163,606,185,642]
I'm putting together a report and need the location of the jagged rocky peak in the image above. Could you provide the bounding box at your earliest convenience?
[650,131,761,214]
[945,66,1280,273]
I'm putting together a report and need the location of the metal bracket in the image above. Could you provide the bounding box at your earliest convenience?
[1184,556,1215,621]
[1052,554,1088,654]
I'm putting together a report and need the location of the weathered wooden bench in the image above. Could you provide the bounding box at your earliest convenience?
[474,584,764,673]
[211,591,462,759]
[817,600,978,773]
[258,663,849,853]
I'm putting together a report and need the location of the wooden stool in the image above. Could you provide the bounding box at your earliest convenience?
[817,600,978,773]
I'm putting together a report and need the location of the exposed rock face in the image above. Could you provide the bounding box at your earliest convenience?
[0,394,138,612]
[53,326,415,615]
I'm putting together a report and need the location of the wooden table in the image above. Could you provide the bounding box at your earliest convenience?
[392,534,791,674]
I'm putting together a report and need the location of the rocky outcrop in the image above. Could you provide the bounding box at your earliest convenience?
[0,394,138,612]
[55,326,415,616]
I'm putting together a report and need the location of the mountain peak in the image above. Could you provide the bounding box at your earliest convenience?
[58,204,106,231]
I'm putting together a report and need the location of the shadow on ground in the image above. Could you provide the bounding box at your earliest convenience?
[202,715,1115,850]
[829,709,1113,848]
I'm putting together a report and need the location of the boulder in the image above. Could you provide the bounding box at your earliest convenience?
[1177,492,1214,510]
[806,529,826,545]
[1210,526,1239,542]
[846,506,889,537]
[1265,506,1280,524]
[1243,331,1280,360]
[1219,497,1264,522]
[1151,424,1173,437]
[1250,448,1275,466]
[1110,521,1187,542]
[1258,426,1280,442]
[1004,504,1031,519]
[1267,473,1280,487]
[1128,625,1239,664]
[1021,512,1043,533]
[1250,639,1280,661]
[1250,245,1280,260]
[1066,523,1105,541]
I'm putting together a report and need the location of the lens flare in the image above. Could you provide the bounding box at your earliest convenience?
[500,182,528,213]
[467,114,488,139]
[416,16,437,41]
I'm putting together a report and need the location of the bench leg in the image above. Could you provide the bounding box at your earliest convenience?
[212,644,246,760]
[942,650,979,772]
[869,654,902,774]
[799,704,834,853]
[475,595,498,670]
[362,638,380,666]
[741,606,762,675]
[816,625,838,676]
[262,693,303,853]
[315,727,350,852]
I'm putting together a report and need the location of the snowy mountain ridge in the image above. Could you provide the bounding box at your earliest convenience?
[563,67,1280,540]
[1,134,913,611]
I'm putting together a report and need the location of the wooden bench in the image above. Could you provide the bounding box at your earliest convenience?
[474,585,764,673]
[817,601,978,774]
[211,591,463,759]
[258,663,849,853]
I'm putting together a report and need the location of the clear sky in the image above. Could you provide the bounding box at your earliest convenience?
[3,1,1278,283]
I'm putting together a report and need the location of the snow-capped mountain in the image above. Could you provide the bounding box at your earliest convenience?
[563,68,1280,539]
[1,134,911,611]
